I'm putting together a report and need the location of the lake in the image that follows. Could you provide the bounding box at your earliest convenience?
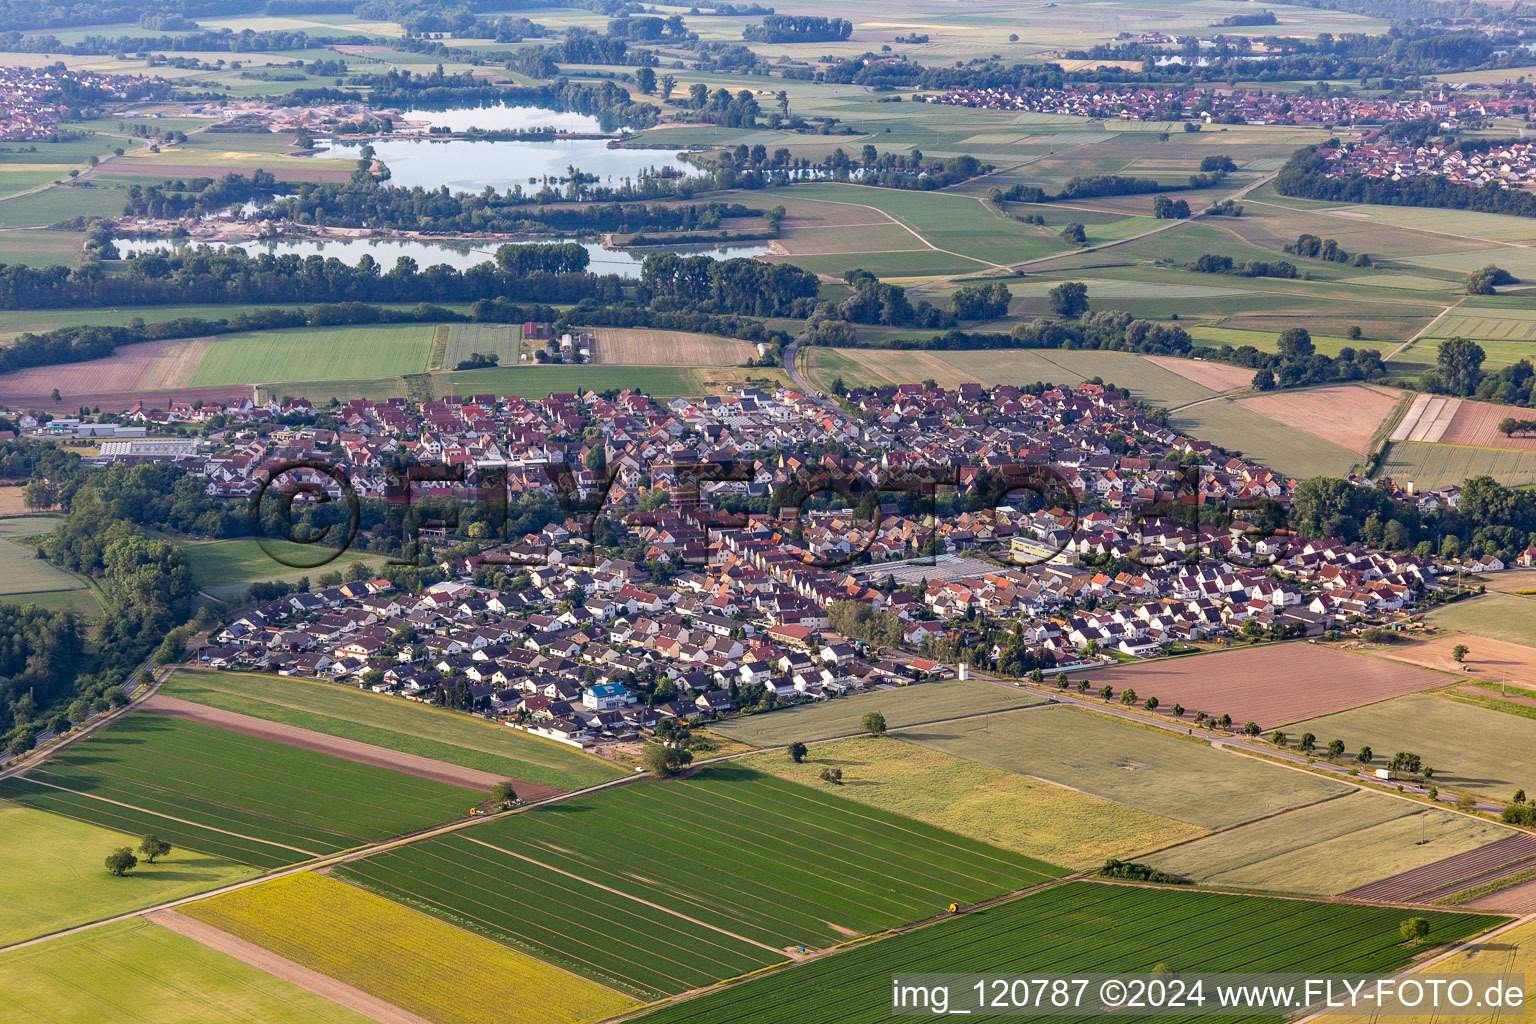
[112,236,772,279]
[398,103,606,135]
[307,136,690,193]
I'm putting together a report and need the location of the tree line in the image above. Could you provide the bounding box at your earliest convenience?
[1276,145,1536,220]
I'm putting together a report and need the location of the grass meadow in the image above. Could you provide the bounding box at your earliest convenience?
[180,538,379,599]
[0,802,257,947]
[744,737,1203,868]
[183,872,638,1024]
[632,881,1499,1024]
[1424,592,1536,647]
[341,763,1061,999]
[904,705,1348,829]
[0,917,373,1024]
[163,670,624,792]
[0,713,478,867]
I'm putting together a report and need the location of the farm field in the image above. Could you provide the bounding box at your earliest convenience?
[1285,692,1536,801]
[340,763,1061,1000]
[0,917,374,1024]
[1376,440,1536,488]
[440,322,522,369]
[1235,384,1405,456]
[905,705,1347,829]
[1392,394,1536,452]
[708,679,1048,746]
[0,802,258,948]
[0,713,479,868]
[1422,593,1536,648]
[589,327,750,366]
[743,736,1203,869]
[160,670,622,792]
[1141,354,1254,393]
[180,538,379,599]
[1170,397,1366,479]
[1143,790,1511,895]
[181,872,637,1024]
[1327,917,1536,1024]
[0,535,90,598]
[803,346,1228,410]
[188,324,435,386]
[1083,643,1449,726]
[631,881,1500,1024]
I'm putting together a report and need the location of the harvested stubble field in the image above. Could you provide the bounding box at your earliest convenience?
[1285,692,1536,801]
[1434,397,1536,452]
[1084,643,1448,727]
[182,872,637,1024]
[708,678,1048,746]
[0,917,373,1024]
[1142,355,1254,393]
[341,763,1061,1000]
[905,705,1346,830]
[0,802,257,948]
[0,335,248,411]
[162,669,622,793]
[1382,630,1536,687]
[632,881,1501,1024]
[1342,832,1536,903]
[589,327,751,366]
[743,736,1203,869]
[1144,790,1511,895]
[0,713,479,868]
[1236,384,1404,456]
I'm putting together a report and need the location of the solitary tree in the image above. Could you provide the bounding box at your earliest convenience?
[489,780,519,808]
[138,835,171,865]
[1452,643,1470,663]
[1327,739,1346,759]
[819,766,844,785]
[1355,745,1374,765]
[1400,917,1430,945]
[788,741,808,764]
[642,742,692,777]
[105,848,138,876]
[1047,281,1089,318]
[1271,729,1289,747]
[1298,732,1316,754]
[862,710,887,737]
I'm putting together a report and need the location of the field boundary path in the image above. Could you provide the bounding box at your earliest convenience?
[147,909,437,1024]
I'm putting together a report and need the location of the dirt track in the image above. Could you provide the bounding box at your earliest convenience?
[140,694,564,799]
[147,910,436,1024]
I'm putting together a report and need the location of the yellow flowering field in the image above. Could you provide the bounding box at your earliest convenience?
[181,871,638,1024]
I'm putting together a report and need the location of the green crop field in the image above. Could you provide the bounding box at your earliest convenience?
[905,705,1349,829]
[180,538,380,599]
[0,713,478,868]
[743,737,1203,868]
[162,670,624,792]
[442,322,523,369]
[0,917,375,1024]
[1376,441,1536,489]
[709,679,1048,746]
[1284,692,1536,801]
[340,763,1062,1000]
[0,802,258,947]
[1424,592,1536,647]
[188,323,435,386]
[431,365,702,398]
[632,881,1500,1024]
[1145,790,1511,895]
